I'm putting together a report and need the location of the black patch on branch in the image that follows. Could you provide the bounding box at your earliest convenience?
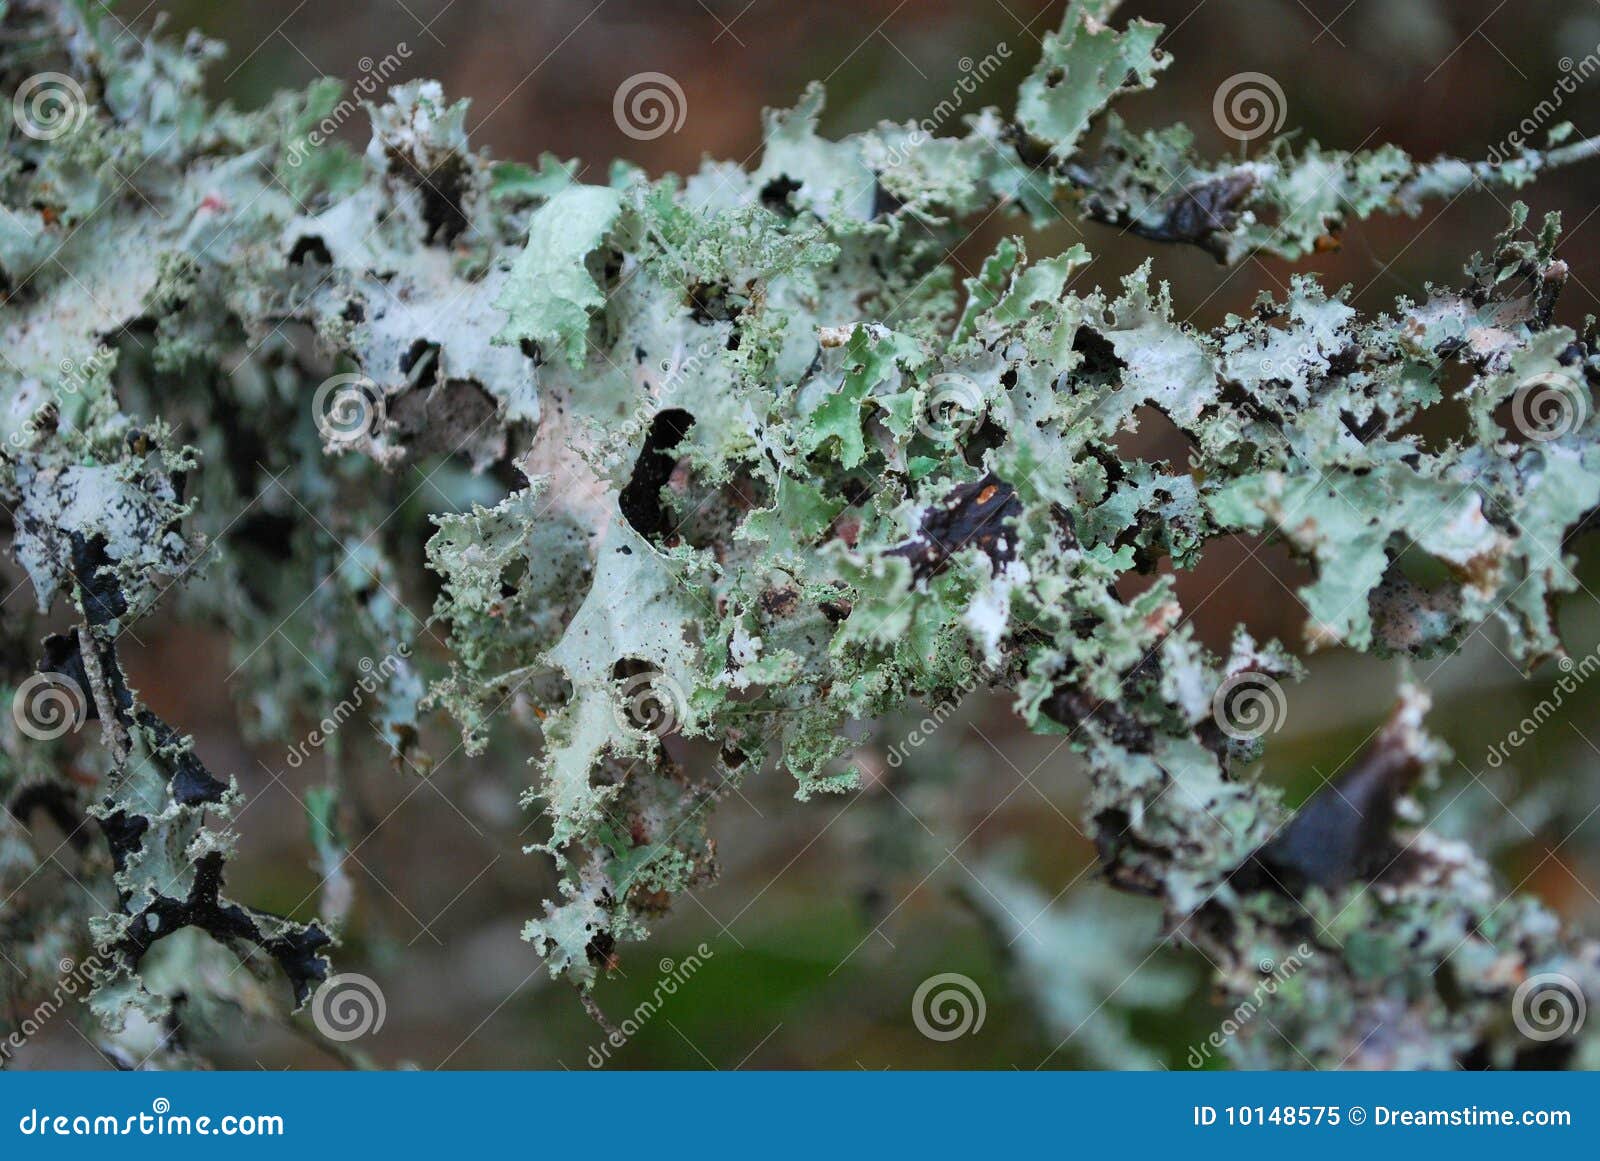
[686,281,741,325]
[1042,649,1161,752]
[1042,684,1154,751]
[758,174,802,216]
[819,598,852,623]
[1340,408,1388,443]
[407,154,471,246]
[961,416,1011,467]
[1143,172,1258,259]
[139,712,231,807]
[113,852,331,1008]
[40,630,228,807]
[620,409,695,544]
[1001,119,1056,170]
[40,631,94,707]
[1238,713,1425,893]
[288,234,333,266]
[1090,807,1165,896]
[400,338,441,390]
[1076,170,1259,263]
[871,177,906,220]
[1070,325,1126,384]
[889,473,1022,583]
[49,539,234,809]
[98,805,150,876]
[69,533,127,626]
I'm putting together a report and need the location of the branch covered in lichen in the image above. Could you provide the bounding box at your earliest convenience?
[4,0,1599,1068]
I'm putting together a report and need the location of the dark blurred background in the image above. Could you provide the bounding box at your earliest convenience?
[27,0,1600,1068]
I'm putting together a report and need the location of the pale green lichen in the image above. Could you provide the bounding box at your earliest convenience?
[4,0,1600,1068]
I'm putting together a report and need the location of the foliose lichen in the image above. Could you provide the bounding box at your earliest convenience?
[4,0,1599,1067]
